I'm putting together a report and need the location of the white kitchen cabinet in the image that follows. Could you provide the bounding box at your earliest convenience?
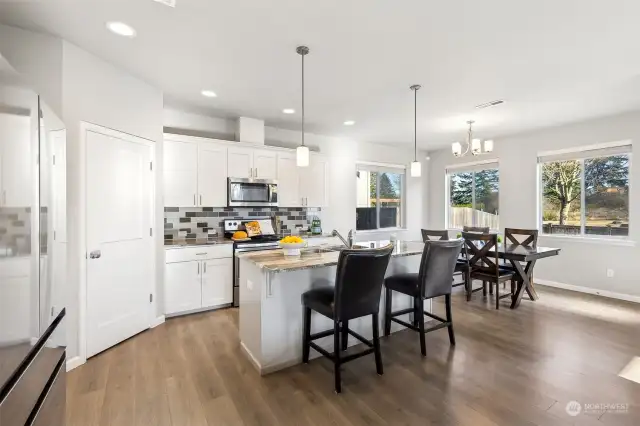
[201,258,233,308]
[276,152,300,207]
[227,146,254,178]
[300,155,328,207]
[165,260,202,315]
[0,257,31,342]
[0,113,32,207]
[198,142,227,207]
[253,150,277,179]
[164,139,198,207]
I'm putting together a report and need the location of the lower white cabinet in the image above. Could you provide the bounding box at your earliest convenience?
[165,246,233,316]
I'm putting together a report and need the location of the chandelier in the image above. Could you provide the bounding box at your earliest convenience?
[451,120,494,157]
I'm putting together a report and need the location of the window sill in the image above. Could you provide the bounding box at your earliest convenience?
[356,228,408,234]
[539,234,636,247]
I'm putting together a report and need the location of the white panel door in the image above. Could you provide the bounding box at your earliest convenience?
[86,128,153,358]
[165,261,202,314]
[201,258,233,308]
[227,146,254,178]
[253,149,277,180]
[198,142,228,207]
[276,153,300,207]
[163,139,198,207]
[0,113,31,207]
[300,156,328,207]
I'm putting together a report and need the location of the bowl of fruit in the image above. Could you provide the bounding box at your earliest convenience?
[278,236,307,257]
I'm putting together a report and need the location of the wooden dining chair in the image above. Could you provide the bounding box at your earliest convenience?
[421,229,449,241]
[462,232,515,309]
[463,226,490,233]
[503,228,539,289]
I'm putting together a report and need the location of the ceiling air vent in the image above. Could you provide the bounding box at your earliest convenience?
[152,0,176,7]
[475,100,504,109]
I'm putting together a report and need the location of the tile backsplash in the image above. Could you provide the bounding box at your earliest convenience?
[164,207,322,240]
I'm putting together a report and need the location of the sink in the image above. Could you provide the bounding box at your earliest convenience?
[302,245,344,254]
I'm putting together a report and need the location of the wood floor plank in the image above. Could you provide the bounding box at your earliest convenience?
[66,285,640,426]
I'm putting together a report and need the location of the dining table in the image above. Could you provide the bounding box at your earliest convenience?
[467,243,561,309]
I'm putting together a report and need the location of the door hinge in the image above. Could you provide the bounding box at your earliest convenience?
[150,293,153,303]
[150,227,153,236]
[150,161,153,171]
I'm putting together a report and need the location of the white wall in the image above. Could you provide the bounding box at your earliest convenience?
[164,110,429,241]
[427,111,640,299]
[61,41,165,358]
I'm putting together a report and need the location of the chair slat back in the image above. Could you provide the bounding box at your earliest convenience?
[504,228,538,247]
[421,229,449,242]
[461,232,499,276]
[463,226,490,233]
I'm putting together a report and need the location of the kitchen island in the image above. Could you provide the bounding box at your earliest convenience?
[237,240,427,374]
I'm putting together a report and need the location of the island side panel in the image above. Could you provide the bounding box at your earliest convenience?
[238,256,266,370]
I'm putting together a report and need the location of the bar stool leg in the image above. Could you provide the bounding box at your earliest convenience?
[412,297,420,327]
[445,294,456,345]
[302,306,311,363]
[341,320,349,351]
[384,287,392,336]
[418,307,426,356]
[372,313,383,375]
[333,320,342,393]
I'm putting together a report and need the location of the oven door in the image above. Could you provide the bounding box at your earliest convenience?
[228,178,278,207]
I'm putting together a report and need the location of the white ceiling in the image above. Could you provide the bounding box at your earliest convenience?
[2,0,640,149]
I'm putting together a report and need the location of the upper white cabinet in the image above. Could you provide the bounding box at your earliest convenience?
[276,152,300,207]
[299,155,328,207]
[164,139,198,207]
[198,142,227,207]
[253,150,277,179]
[227,146,254,179]
[228,147,277,180]
[0,113,32,207]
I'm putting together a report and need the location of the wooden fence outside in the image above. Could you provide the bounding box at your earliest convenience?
[449,207,499,230]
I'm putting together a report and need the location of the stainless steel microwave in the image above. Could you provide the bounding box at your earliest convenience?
[228,178,278,207]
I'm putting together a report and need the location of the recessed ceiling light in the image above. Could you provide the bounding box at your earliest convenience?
[343,120,355,126]
[106,21,136,38]
[475,99,504,109]
[282,108,295,114]
[201,90,217,98]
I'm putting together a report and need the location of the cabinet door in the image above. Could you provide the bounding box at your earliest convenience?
[163,139,198,207]
[165,261,202,314]
[0,113,31,207]
[253,149,277,179]
[276,153,300,207]
[300,156,328,207]
[201,258,233,308]
[227,147,254,179]
[198,142,227,207]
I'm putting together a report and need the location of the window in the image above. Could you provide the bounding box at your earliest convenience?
[539,144,631,238]
[356,164,404,230]
[447,163,499,230]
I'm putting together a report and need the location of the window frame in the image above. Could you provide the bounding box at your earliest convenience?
[445,160,500,231]
[355,162,407,231]
[537,142,632,240]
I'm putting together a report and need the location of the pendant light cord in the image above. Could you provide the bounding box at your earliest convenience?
[301,51,305,147]
[414,88,417,161]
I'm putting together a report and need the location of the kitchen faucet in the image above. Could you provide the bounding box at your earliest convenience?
[332,229,355,248]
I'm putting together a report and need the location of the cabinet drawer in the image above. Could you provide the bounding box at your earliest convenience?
[165,245,233,263]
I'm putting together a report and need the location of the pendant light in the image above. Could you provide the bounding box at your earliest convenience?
[410,84,421,177]
[296,46,310,167]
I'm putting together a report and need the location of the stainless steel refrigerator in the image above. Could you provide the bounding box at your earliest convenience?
[0,65,67,426]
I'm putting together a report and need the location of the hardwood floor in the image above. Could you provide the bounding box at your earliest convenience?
[67,286,640,425]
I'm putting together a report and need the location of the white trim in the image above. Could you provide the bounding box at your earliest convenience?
[445,158,499,171]
[78,122,157,364]
[66,356,85,372]
[240,341,263,373]
[538,234,636,247]
[537,139,632,158]
[356,227,408,234]
[355,160,407,170]
[151,315,165,328]
[535,279,640,304]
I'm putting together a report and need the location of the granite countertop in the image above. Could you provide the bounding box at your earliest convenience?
[237,240,424,273]
[164,238,234,249]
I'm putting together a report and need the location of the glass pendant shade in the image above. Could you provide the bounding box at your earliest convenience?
[484,139,494,153]
[296,145,309,167]
[471,138,481,155]
[410,161,421,177]
[452,142,462,157]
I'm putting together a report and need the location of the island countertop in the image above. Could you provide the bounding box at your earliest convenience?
[236,240,425,273]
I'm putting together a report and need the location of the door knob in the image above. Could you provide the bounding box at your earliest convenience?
[89,250,101,259]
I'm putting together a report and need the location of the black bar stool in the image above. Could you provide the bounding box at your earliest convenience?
[383,239,463,356]
[301,244,394,394]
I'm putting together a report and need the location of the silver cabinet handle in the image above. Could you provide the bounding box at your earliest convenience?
[199,194,202,205]
[2,190,5,205]
[193,194,196,206]
[204,263,207,273]
[197,262,200,274]
[89,250,101,259]
[249,167,252,177]
[195,252,207,255]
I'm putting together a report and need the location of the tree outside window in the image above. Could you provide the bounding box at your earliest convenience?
[448,166,499,229]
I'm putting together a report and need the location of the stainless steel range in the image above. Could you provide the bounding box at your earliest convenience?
[224,218,281,307]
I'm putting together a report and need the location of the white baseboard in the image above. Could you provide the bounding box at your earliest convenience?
[536,279,640,304]
[66,355,85,372]
[151,315,165,328]
[240,342,263,374]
